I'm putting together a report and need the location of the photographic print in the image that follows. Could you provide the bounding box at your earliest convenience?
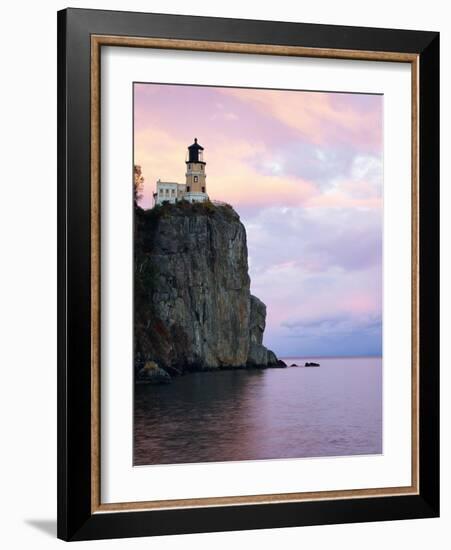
[133,83,383,466]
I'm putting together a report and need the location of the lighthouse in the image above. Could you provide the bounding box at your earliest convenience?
[154,138,209,205]
[184,138,208,203]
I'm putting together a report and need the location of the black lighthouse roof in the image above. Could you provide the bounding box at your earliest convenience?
[186,138,205,164]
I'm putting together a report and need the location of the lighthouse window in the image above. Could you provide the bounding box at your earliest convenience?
[187,186,190,192]
[194,176,198,183]
[200,165,203,170]
[188,164,191,169]
[202,186,205,193]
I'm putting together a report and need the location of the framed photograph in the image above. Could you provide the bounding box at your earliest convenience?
[57,8,439,541]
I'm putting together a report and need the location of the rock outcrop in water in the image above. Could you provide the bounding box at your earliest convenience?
[247,295,282,367]
[134,201,280,376]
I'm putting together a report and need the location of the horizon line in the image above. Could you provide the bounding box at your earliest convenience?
[279,354,383,359]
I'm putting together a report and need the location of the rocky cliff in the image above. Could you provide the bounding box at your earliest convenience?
[134,201,281,377]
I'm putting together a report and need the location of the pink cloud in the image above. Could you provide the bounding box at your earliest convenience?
[135,124,317,210]
[304,188,382,210]
[218,88,382,153]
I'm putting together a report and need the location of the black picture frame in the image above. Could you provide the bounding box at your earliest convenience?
[57,7,439,541]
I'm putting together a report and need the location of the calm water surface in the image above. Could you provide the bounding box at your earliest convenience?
[134,357,382,465]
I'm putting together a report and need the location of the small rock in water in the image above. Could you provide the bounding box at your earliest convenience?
[137,361,171,384]
[290,363,298,367]
[304,361,320,367]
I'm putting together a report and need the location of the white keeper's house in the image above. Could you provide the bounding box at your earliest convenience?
[153,138,209,206]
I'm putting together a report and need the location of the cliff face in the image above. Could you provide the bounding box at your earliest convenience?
[134,201,279,374]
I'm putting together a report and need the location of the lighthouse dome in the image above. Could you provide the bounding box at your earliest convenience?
[187,138,205,163]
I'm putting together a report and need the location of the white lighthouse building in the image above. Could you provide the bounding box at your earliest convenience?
[154,138,209,206]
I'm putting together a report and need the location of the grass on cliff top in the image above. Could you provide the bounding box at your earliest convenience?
[141,199,240,221]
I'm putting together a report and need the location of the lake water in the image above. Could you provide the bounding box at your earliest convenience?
[134,357,382,466]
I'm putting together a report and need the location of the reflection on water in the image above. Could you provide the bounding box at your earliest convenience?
[133,357,382,466]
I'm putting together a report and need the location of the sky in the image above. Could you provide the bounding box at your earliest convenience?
[134,83,383,358]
